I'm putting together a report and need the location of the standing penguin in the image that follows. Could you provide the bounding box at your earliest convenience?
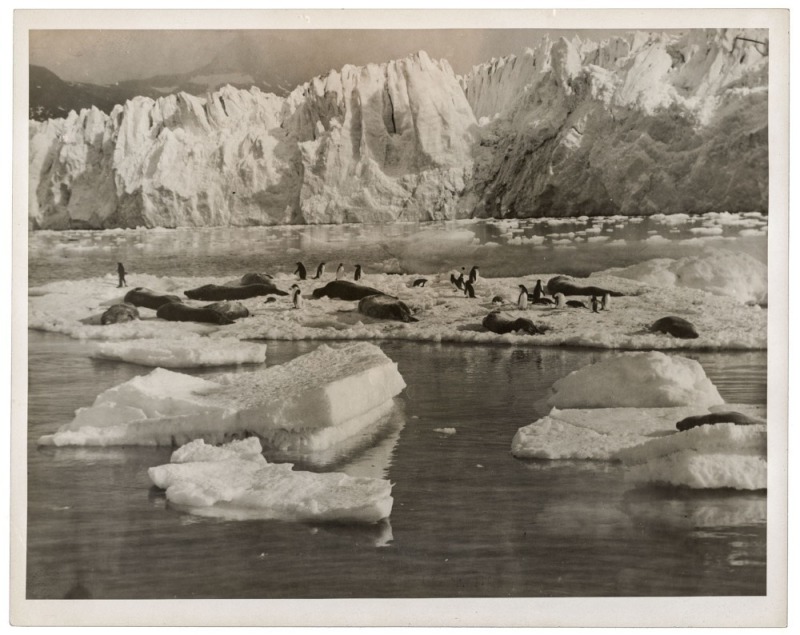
[554,292,566,308]
[451,272,465,290]
[313,262,326,279]
[518,285,529,310]
[464,280,476,298]
[354,264,362,281]
[533,279,544,302]
[291,284,302,310]
[601,292,610,311]
[294,262,307,280]
[468,266,480,285]
[591,295,600,313]
[335,263,345,280]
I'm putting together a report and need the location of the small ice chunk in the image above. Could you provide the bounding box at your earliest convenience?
[91,337,266,368]
[546,352,724,409]
[148,438,393,522]
[434,427,457,435]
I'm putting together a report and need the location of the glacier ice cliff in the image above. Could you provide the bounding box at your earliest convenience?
[29,29,768,229]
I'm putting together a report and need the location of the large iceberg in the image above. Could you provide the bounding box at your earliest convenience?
[38,342,407,448]
[148,438,393,522]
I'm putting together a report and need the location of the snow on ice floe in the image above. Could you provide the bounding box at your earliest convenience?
[148,437,393,522]
[38,342,406,449]
[90,337,266,368]
[545,352,724,409]
[512,351,766,490]
[596,249,767,305]
[28,269,767,350]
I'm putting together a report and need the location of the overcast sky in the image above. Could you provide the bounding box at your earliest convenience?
[29,28,635,86]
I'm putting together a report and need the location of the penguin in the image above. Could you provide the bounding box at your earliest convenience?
[468,266,480,285]
[412,278,428,288]
[491,295,504,305]
[554,292,566,308]
[291,284,302,309]
[264,296,277,304]
[313,262,326,279]
[601,292,610,311]
[533,279,544,302]
[294,262,307,280]
[566,299,587,309]
[354,264,362,281]
[335,263,345,280]
[464,280,476,298]
[591,295,600,313]
[451,273,465,291]
[518,285,529,310]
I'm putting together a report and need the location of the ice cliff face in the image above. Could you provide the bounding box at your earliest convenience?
[29,30,768,228]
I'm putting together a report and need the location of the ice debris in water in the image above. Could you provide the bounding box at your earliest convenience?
[148,437,393,522]
[90,337,266,368]
[545,351,724,409]
[513,351,765,490]
[38,342,406,448]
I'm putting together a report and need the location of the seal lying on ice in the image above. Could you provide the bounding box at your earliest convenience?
[312,280,387,301]
[202,301,249,320]
[185,283,287,301]
[649,316,699,339]
[546,275,624,297]
[482,310,542,335]
[675,411,763,432]
[240,272,274,285]
[124,287,183,311]
[156,301,235,325]
[101,303,140,325]
[358,294,418,322]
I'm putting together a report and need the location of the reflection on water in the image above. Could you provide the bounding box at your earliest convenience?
[27,333,767,599]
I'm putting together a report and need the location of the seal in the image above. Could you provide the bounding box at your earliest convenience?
[354,264,362,281]
[412,278,428,288]
[240,272,274,286]
[124,287,183,311]
[156,301,235,325]
[566,299,587,309]
[294,262,307,280]
[202,301,249,320]
[650,316,699,339]
[101,302,140,325]
[533,298,554,306]
[311,280,388,301]
[464,280,476,298]
[358,294,418,322]
[482,310,541,335]
[517,285,529,310]
[675,411,763,432]
[335,263,345,280]
[313,262,326,279]
[185,283,288,301]
[546,275,624,297]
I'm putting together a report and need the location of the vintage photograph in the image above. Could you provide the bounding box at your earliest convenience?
[11,7,788,627]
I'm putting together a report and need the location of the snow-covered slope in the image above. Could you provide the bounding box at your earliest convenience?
[29,29,768,229]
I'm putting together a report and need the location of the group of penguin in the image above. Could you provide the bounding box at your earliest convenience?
[450,266,481,298]
[288,261,363,309]
[517,281,611,312]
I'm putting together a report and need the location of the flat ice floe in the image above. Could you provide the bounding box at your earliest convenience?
[512,351,766,490]
[28,268,767,350]
[90,337,266,367]
[148,438,393,522]
[39,342,407,449]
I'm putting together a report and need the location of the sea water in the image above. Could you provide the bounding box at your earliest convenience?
[24,218,768,599]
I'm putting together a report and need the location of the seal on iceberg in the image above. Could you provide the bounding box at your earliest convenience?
[157,301,235,325]
[184,283,287,301]
[101,303,140,325]
[566,300,587,309]
[482,310,541,335]
[312,280,387,301]
[546,275,624,297]
[675,411,763,432]
[649,316,699,339]
[240,272,274,286]
[202,301,249,320]
[124,287,183,311]
[358,294,418,322]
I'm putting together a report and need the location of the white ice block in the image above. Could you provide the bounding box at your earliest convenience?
[91,337,266,368]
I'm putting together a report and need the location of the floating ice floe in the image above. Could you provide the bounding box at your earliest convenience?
[148,437,393,522]
[90,337,266,368]
[39,342,407,449]
[512,352,766,490]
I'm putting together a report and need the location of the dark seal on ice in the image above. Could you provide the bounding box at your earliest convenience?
[675,411,762,432]
[124,287,183,311]
[649,316,699,339]
[412,278,428,288]
[101,302,140,325]
[358,294,418,322]
[240,272,274,286]
[184,283,287,301]
[546,275,624,297]
[156,301,235,325]
[482,310,541,335]
[311,280,388,301]
[202,301,250,320]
